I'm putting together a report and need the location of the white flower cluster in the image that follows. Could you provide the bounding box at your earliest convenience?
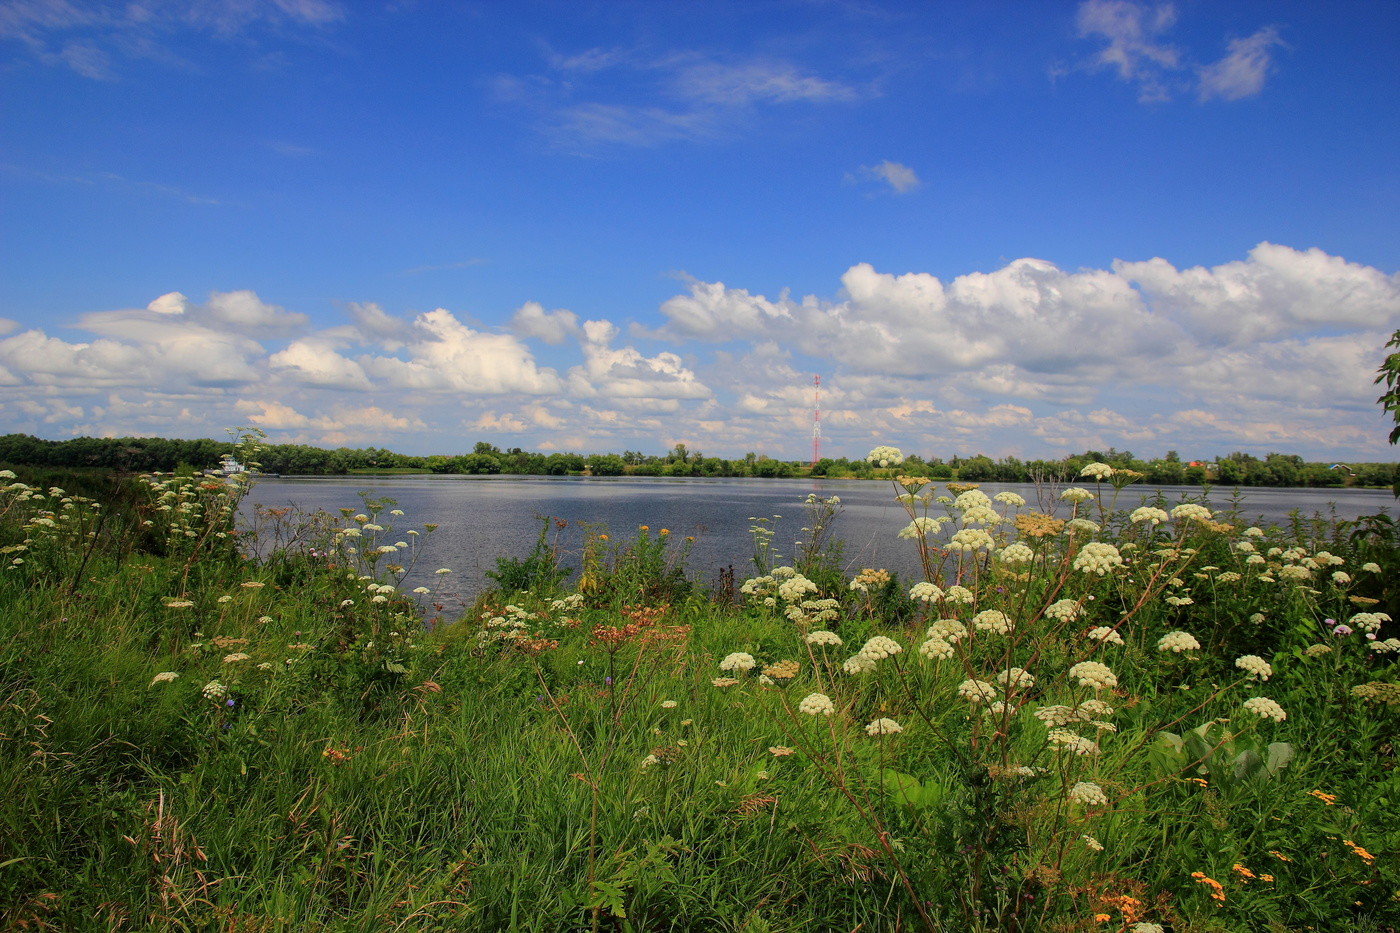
[993,491,1026,507]
[997,667,1035,690]
[944,585,976,604]
[919,635,954,660]
[909,582,943,602]
[1350,611,1391,633]
[843,654,876,675]
[957,679,997,703]
[799,693,836,716]
[1171,503,1213,522]
[1060,487,1095,504]
[1045,599,1084,623]
[719,652,756,672]
[865,717,903,735]
[1066,518,1100,536]
[202,680,228,701]
[928,618,968,643]
[973,609,1013,636]
[1157,631,1200,653]
[859,636,903,661]
[805,630,843,647]
[866,446,905,468]
[954,489,992,510]
[1069,781,1109,806]
[1069,661,1117,690]
[777,573,819,603]
[1243,697,1286,722]
[1130,506,1169,525]
[1278,565,1312,582]
[961,505,1001,526]
[1234,655,1272,681]
[1080,462,1114,479]
[1086,626,1125,646]
[1074,542,1124,576]
[998,542,1035,565]
[1047,729,1099,755]
[948,529,994,551]
[898,516,945,539]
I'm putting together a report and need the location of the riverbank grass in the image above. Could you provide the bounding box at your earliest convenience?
[1,457,1397,932]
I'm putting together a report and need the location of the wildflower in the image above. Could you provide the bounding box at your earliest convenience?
[1332,571,1351,585]
[1216,571,1242,583]
[1157,631,1201,653]
[799,693,835,716]
[1131,506,1169,524]
[1165,595,1194,607]
[435,568,452,574]
[1047,729,1099,755]
[711,677,740,688]
[997,667,1035,690]
[202,681,228,701]
[1350,611,1391,633]
[1362,561,1382,573]
[998,542,1034,565]
[1034,705,1075,727]
[763,659,800,681]
[1232,863,1256,881]
[164,599,195,609]
[866,445,904,467]
[1171,503,1213,522]
[1245,554,1266,565]
[1070,781,1108,806]
[1191,872,1225,903]
[240,581,266,589]
[944,585,975,604]
[1080,462,1114,479]
[865,718,903,735]
[973,609,1012,636]
[149,671,179,686]
[949,528,994,551]
[1069,661,1117,690]
[1077,698,1114,719]
[769,746,794,756]
[1061,487,1095,504]
[898,517,942,539]
[1234,655,1272,681]
[1131,924,1164,933]
[1308,789,1337,805]
[1074,542,1123,576]
[1045,599,1083,623]
[1249,612,1265,624]
[909,582,943,602]
[859,636,903,661]
[222,652,250,663]
[842,654,877,675]
[641,754,660,769]
[719,652,757,673]
[928,618,968,642]
[957,679,997,703]
[1082,834,1105,852]
[412,586,430,595]
[919,635,954,660]
[1081,626,1122,647]
[1333,624,1354,636]
[994,491,1026,506]
[1304,643,1333,658]
[1278,565,1312,581]
[257,662,273,671]
[805,630,843,647]
[1243,697,1286,722]
[1066,518,1100,536]
[661,700,677,709]
[1343,840,1375,865]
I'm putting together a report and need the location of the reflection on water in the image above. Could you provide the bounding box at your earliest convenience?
[240,475,1396,603]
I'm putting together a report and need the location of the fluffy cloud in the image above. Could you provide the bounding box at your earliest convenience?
[2,243,1396,461]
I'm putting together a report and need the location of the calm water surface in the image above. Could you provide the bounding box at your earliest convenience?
[241,475,1396,603]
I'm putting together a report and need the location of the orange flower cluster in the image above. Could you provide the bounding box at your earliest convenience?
[1344,840,1376,865]
[1308,789,1338,805]
[1191,872,1226,903]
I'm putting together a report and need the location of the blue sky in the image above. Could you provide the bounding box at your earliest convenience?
[2,0,1399,462]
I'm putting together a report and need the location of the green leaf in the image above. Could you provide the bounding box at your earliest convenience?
[1265,742,1295,776]
[384,660,409,675]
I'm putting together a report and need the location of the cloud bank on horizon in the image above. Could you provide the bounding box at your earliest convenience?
[2,0,1398,461]
[2,242,1397,461]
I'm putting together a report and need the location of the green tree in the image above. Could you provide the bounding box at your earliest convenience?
[1377,328,1400,495]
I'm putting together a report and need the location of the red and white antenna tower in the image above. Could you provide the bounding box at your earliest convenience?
[811,375,822,466]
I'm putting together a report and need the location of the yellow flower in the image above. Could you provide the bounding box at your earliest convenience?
[1308,789,1337,805]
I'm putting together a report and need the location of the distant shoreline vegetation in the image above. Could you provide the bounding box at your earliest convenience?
[0,432,1396,489]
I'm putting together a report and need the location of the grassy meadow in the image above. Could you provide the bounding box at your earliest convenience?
[1,446,1397,932]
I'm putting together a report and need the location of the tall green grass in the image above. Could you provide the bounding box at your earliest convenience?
[0,458,1396,932]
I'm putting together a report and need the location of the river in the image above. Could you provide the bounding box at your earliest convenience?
[239,475,1396,605]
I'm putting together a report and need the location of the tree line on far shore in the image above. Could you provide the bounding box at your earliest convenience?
[0,432,1395,489]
